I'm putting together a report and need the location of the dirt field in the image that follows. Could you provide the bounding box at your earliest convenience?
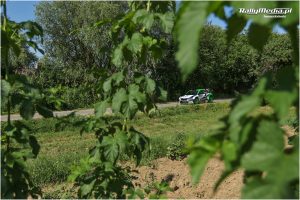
[131,125,297,199]
[133,157,244,199]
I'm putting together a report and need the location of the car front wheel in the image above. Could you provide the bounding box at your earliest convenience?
[193,98,200,104]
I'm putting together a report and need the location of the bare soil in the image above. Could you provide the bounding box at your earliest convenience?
[132,157,244,199]
[130,126,297,199]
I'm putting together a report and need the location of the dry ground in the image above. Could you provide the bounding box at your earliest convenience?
[133,157,244,199]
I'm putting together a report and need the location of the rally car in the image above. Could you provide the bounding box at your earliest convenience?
[178,89,214,104]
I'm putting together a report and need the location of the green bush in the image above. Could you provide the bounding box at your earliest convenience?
[166,133,187,160]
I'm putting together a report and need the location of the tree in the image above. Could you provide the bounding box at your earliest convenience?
[1,46,37,79]
[222,34,259,93]
[32,1,128,108]
[185,25,227,93]
[260,33,293,74]
[184,25,259,95]
[35,1,126,72]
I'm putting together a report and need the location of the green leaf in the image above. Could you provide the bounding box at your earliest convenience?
[1,80,11,100]
[242,142,299,198]
[248,23,271,51]
[20,100,35,120]
[112,88,127,113]
[279,1,299,26]
[79,179,96,197]
[265,91,296,119]
[252,76,268,96]
[20,21,43,37]
[95,100,109,118]
[29,135,40,157]
[175,1,209,80]
[127,32,143,54]
[241,120,284,171]
[103,78,112,93]
[229,95,260,124]
[114,130,129,153]
[111,84,146,118]
[242,159,299,200]
[111,71,125,86]
[222,140,237,167]
[112,36,130,67]
[129,84,145,104]
[157,86,167,101]
[188,136,220,184]
[133,9,154,30]
[275,66,297,92]
[102,135,119,164]
[242,178,282,199]
[145,77,156,94]
[112,45,124,67]
[101,131,128,164]
[142,36,157,47]
[127,84,146,118]
[68,157,91,182]
[156,12,174,34]
[188,150,212,184]
[130,128,149,165]
[207,2,227,20]
[36,104,53,118]
[226,14,247,42]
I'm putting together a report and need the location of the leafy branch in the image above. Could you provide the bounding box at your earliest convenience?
[1,0,56,198]
[175,1,299,198]
[68,1,174,198]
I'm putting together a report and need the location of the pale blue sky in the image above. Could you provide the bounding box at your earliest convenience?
[6,0,287,57]
[7,0,287,34]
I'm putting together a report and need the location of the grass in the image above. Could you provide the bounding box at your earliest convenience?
[1,102,296,197]
[20,103,229,188]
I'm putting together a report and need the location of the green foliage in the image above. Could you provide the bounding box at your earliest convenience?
[166,133,187,160]
[3,102,294,198]
[30,1,296,104]
[0,1,57,198]
[67,1,174,198]
[260,33,293,75]
[175,1,208,80]
[179,1,299,198]
[1,121,41,198]
[124,180,171,199]
[31,2,127,109]
[2,0,298,198]
[248,23,271,52]
[1,46,37,82]
[182,24,263,95]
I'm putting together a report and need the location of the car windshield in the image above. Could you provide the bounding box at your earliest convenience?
[185,90,197,95]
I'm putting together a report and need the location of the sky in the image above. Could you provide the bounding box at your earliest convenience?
[6,0,287,57]
[7,0,288,33]
[7,1,38,22]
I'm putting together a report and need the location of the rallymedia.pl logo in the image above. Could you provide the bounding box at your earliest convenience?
[239,8,292,18]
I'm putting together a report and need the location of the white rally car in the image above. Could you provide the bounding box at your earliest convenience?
[178,89,213,104]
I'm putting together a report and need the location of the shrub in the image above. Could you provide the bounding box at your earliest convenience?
[166,133,187,160]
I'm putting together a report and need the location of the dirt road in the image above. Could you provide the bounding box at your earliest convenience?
[1,99,232,122]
